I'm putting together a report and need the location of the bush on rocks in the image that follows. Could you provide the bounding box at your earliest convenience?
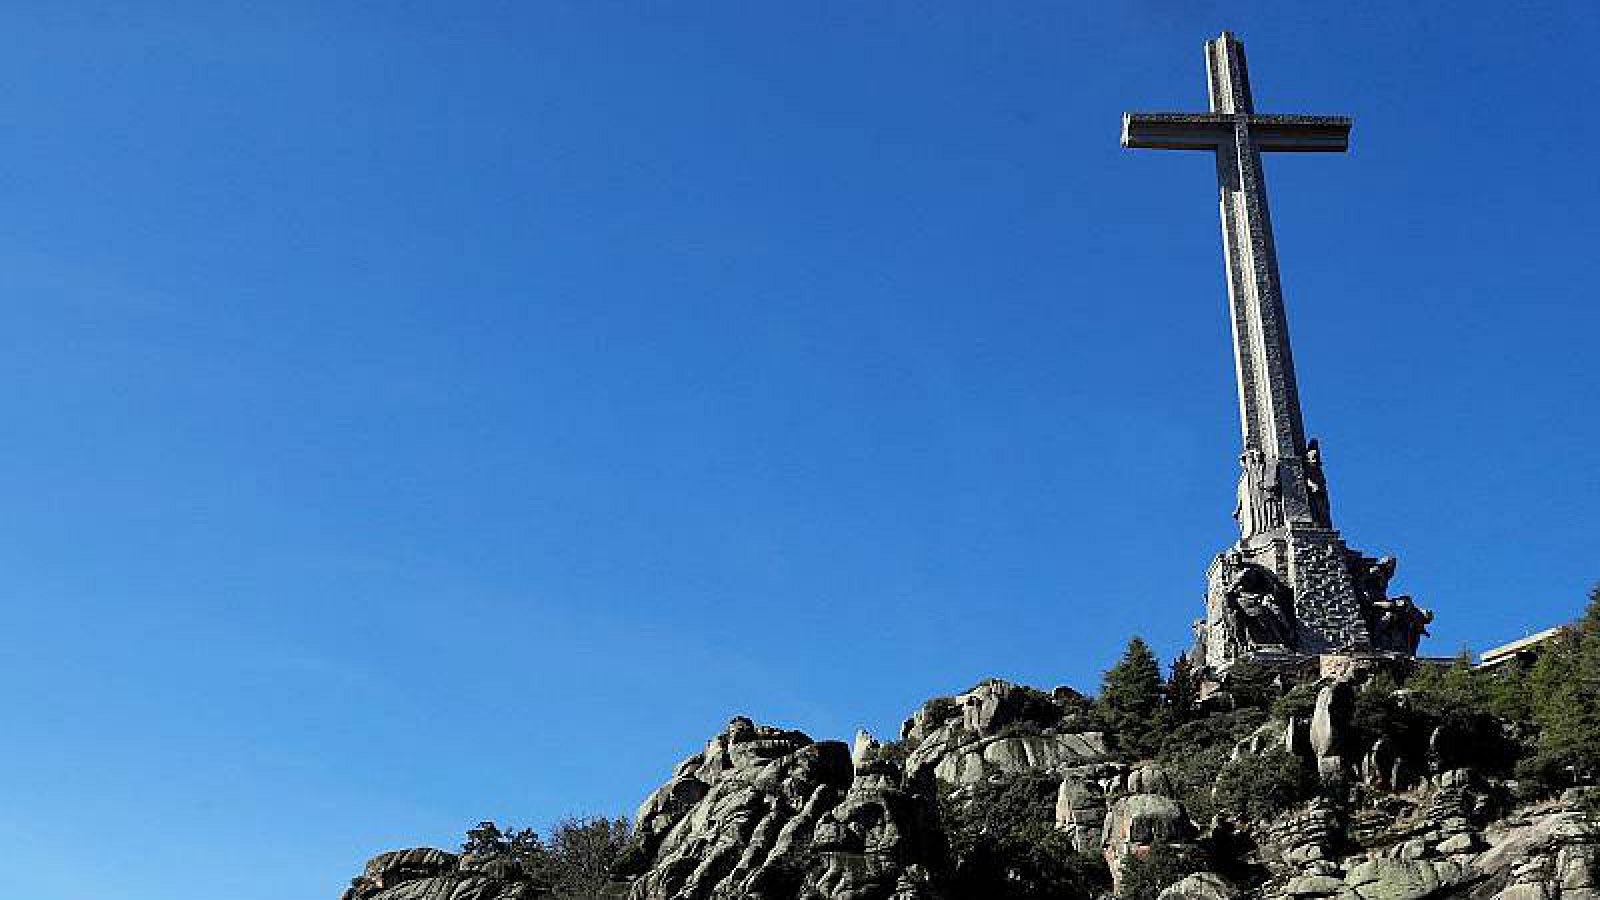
[940,773,1109,900]
[1157,709,1268,825]
[462,817,631,900]
[1213,747,1316,822]
[1118,844,1203,900]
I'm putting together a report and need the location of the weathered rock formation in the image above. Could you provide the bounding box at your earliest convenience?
[1102,763,1199,893]
[339,674,1600,900]
[617,716,857,900]
[900,679,1109,787]
[341,847,544,900]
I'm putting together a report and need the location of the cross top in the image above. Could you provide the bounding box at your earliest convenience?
[1209,30,1254,114]
[1122,33,1351,153]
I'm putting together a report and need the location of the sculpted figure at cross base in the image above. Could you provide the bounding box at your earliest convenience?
[1305,439,1331,526]
[1220,553,1299,655]
[1369,595,1434,655]
[1351,555,1433,654]
[1233,449,1282,539]
[1360,556,1398,603]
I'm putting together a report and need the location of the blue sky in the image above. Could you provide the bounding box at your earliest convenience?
[1,4,1596,899]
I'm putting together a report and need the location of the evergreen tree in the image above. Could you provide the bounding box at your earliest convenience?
[1101,637,1167,756]
[1166,654,1200,723]
[462,821,548,870]
[1409,651,1488,726]
[1531,585,1600,782]
[460,818,630,899]
[1484,662,1532,724]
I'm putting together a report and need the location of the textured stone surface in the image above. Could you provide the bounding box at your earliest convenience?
[1339,858,1473,900]
[609,714,954,900]
[898,679,1106,786]
[1055,772,1108,854]
[621,718,854,900]
[1101,763,1197,893]
[1262,799,1343,871]
[1161,872,1239,900]
[925,732,1108,785]
[1311,681,1354,762]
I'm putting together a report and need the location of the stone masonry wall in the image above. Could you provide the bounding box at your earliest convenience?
[1286,527,1371,653]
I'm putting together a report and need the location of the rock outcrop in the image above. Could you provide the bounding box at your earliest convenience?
[900,679,1109,787]
[341,848,543,900]
[338,673,1600,900]
[616,716,856,900]
[1102,763,1198,893]
[614,679,1112,899]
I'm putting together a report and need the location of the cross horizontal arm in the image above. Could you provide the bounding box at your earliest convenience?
[1122,113,1351,152]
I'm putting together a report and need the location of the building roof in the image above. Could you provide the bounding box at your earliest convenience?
[1478,626,1568,668]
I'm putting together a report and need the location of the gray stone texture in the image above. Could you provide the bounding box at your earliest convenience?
[1160,872,1241,900]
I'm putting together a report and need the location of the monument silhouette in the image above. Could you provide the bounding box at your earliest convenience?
[1122,33,1432,677]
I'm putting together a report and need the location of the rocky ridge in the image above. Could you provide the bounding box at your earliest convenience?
[341,677,1600,900]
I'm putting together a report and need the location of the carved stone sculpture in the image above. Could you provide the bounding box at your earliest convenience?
[1359,556,1398,605]
[1233,449,1282,539]
[1369,595,1434,654]
[1304,438,1331,526]
[1222,557,1299,653]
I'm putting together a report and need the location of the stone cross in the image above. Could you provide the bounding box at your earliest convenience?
[1122,31,1349,535]
[1122,33,1410,665]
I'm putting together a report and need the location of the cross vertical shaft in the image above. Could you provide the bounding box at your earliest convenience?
[1208,34,1308,474]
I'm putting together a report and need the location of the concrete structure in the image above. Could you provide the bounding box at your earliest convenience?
[1478,627,1566,670]
[1122,33,1432,673]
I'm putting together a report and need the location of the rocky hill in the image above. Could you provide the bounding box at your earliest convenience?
[337,597,1600,900]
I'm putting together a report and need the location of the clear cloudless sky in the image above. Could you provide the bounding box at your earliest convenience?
[1,3,1596,899]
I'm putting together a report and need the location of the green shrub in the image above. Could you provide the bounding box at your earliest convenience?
[463,821,548,880]
[876,739,910,769]
[996,721,1045,739]
[1282,653,1517,779]
[940,772,1061,857]
[923,696,960,725]
[1409,653,1488,721]
[1484,664,1534,723]
[1271,683,1319,722]
[463,817,631,900]
[1529,587,1600,782]
[1349,677,1424,763]
[1221,661,1283,711]
[1119,844,1202,900]
[1166,655,1201,723]
[1213,747,1316,822]
[940,774,1109,900]
[1156,709,1267,824]
[544,817,632,899]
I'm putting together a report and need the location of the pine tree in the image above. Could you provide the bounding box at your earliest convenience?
[1409,651,1488,726]
[1166,654,1199,723]
[1101,637,1167,756]
[1484,662,1532,724]
[1531,584,1600,782]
